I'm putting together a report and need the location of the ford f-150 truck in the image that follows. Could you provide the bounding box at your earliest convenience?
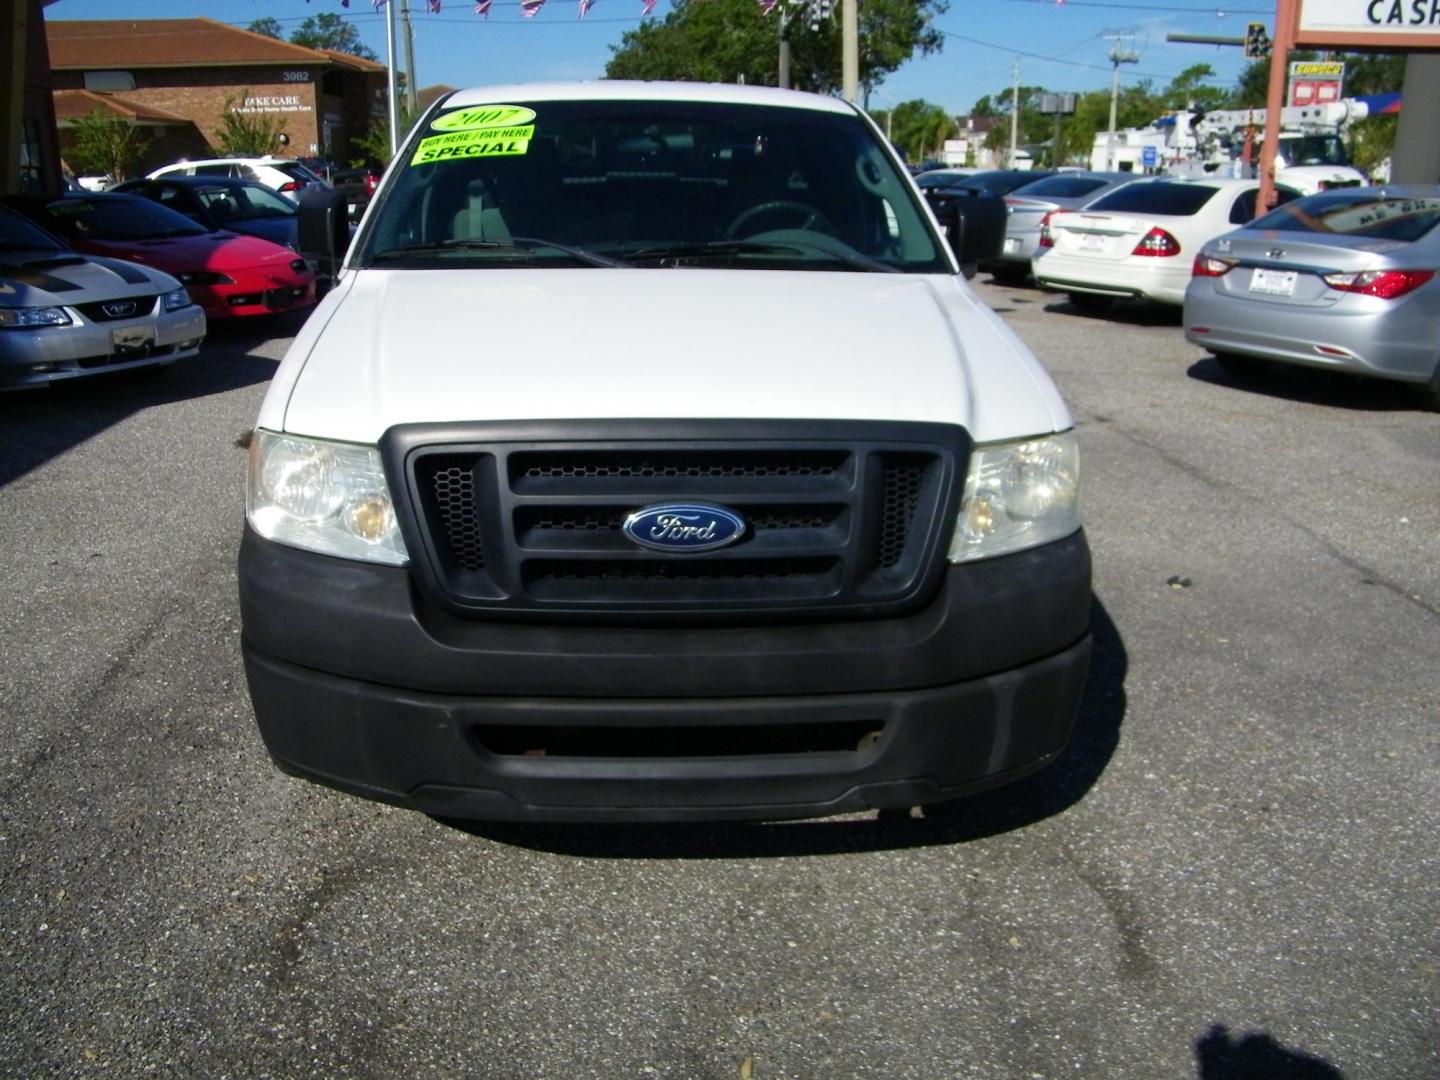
[239,82,1092,823]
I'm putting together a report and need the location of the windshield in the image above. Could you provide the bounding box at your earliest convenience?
[0,205,66,252]
[359,98,947,272]
[41,195,207,240]
[1253,192,1440,241]
[1278,134,1350,167]
[195,183,296,220]
[951,171,1056,196]
[1011,175,1112,200]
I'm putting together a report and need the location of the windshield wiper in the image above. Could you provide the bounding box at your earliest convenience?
[371,236,621,268]
[623,239,900,273]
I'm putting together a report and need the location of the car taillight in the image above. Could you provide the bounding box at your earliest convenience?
[1192,254,1235,277]
[1133,228,1181,257]
[1038,210,1065,249]
[1321,269,1434,299]
[365,175,380,196]
[278,181,301,193]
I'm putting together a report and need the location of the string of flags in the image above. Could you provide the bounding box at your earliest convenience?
[358,0,793,23]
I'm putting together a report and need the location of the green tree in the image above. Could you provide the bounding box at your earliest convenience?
[216,92,286,156]
[246,17,283,39]
[870,99,954,162]
[350,107,417,167]
[979,84,1066,159]
[290,12,378,61]
[606,0,945,94]
[1161,63,1230,112]
[66,109,150,181]
[1051,83,1158,167]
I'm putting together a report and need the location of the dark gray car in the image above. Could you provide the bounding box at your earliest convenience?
[987,171,1136,282]
[1184,185,1440,401]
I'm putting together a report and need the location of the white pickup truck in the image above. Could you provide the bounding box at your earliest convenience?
[239,82,1092,823]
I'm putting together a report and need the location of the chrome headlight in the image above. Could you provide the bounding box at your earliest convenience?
[247,429,409,565]
[162,287,191,311]
[0,306,71,328]
[948,431,1081,562]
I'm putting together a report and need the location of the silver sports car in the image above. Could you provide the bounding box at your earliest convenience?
[0,204,205,389]
[1184,186,1439,400]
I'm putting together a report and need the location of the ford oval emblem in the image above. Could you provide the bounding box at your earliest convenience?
[622,503,747,553]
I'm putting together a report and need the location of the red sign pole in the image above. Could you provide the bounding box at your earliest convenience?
[1256,0,1298,218]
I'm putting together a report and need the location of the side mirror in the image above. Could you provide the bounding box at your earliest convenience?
[941,191,1007,279]
[296,188,350,290]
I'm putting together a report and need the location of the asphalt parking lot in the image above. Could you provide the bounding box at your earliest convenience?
[1,283,1435,1079]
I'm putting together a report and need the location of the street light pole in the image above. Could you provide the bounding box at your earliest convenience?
[385,0,400,158]
[841,0,858,103]
[1103,34,1139,170]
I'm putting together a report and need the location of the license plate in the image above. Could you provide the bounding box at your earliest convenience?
[264,288,301,309]
[111,326,155,353]
[1004,238,1022,254]
[1079,233,1105,252]
[1250,268,1298,296]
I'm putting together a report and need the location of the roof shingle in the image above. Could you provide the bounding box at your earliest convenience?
[48,17,338,69]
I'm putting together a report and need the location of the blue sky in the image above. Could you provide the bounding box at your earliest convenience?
[50,0,1268,116]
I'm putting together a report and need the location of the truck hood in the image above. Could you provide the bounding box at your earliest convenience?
[273,268,1068,445]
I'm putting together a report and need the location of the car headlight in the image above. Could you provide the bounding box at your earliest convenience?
[0,306,72,328]
[247,429,409,565]
[162,287,191,311]
[948,431,1080,562]
[175,271,234,285]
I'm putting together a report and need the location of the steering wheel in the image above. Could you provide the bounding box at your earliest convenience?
[727,200,837,237]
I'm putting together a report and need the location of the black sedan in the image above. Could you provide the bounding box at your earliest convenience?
[110,176,302,251]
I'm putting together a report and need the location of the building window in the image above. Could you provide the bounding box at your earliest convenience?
[83,71,137,92]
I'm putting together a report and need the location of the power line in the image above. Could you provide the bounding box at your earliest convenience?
[935,27,1224,82]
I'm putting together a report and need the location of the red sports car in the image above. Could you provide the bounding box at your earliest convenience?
[0,192,314,320]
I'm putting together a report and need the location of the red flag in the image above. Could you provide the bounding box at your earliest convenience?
[521,0,545,15]
[475,0,491,14]
[641,0,656,12]
[579,0,595,16]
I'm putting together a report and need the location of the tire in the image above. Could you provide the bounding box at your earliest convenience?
[1067,292,1112,313]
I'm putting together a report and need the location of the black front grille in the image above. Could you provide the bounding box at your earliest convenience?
[73,295,159,323]
[389,421,968,620]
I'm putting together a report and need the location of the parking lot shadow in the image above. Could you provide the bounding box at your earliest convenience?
[0,316,292,490]
[447,597,1127,859]
[1195,1024,1345,1079]
[1186,355,1435,413]
[1042,297,1184,327]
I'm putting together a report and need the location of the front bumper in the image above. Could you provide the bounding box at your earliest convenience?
[194,278,315,320]
[239,528,1093,822]
[0,304,206,388]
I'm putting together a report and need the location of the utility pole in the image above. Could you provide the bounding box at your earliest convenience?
[778,1,790,90]
[400,0,419,118]
[841,0,858,103]
[1008,59,1020,167]
[1103,32,1139,170]
[385,0,399,158]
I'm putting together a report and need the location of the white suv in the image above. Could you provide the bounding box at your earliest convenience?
[239,82,1092,824]
[148,157,329,199]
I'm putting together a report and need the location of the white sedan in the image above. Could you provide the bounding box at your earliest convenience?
[1032,177,1301,308]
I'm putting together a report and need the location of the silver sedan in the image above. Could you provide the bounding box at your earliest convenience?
[0,205,205,389]
[1183,186,1439,401]
[987,171,1136,282]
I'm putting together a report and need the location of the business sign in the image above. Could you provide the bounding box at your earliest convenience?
[1288,60,1345,106]
[232,95,312,115]
[1141,145,1158,168]
[1294,0,1440,47]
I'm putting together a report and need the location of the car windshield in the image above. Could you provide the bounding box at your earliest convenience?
[1278,134,1350,167]
[1010,175,1111,200]
[276,162,324,184]
[951,171,1055,196]
[1252,192,1440,242]
[195,183,295,220]
[0,205,66,252]
[41,195,208,240]
[915,171,972,189]
[359,98,947,272]
[1085,182,1219,216]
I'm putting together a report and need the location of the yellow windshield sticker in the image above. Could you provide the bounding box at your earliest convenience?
[410,126,535,166]
[431,105,537,132]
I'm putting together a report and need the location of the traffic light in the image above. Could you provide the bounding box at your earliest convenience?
[1244,22,1272,60]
